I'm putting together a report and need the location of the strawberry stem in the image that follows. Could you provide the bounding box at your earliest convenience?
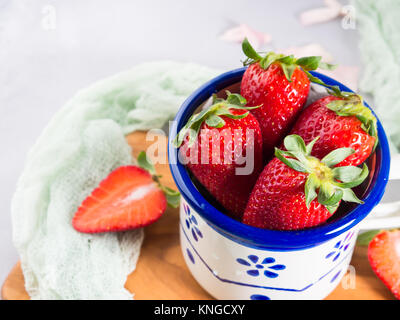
[137,151,180,208]
[275,135,369,213]
[326,89,378,148]
[357,230,382,246]
[241,38,336,82]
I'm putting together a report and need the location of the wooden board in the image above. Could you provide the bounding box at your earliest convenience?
[1,131,395,300]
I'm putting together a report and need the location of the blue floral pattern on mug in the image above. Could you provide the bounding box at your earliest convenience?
[325,231,355,262]
[330,270,342,283]
[236,255,286,278]
[183,203,203,242]
[186,248,195,264]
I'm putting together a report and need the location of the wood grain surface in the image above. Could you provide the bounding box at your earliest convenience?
[1,131,395,300]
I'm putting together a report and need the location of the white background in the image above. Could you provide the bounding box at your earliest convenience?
[0,0,362,286]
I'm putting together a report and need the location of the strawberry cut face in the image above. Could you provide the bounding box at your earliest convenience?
[72,166,167,233]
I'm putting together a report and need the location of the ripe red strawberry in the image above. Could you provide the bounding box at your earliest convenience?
[368,230,400,299]
[240,38,335,159]
[243,135,368,230]
[174,92,263,219]
[73,152,179,233]
[290,91,378,167]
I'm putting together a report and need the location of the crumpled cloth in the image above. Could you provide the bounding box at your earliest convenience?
[354,0,400,151]
[11,61,218,299]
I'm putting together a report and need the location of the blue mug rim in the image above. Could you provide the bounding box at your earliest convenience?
[168,67,390,250]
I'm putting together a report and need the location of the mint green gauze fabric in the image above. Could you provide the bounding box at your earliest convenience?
[353,0,400,151]
[11,61,218,299]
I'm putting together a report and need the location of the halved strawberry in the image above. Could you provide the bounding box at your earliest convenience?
[368,230,400,299]
[72,152,179,233]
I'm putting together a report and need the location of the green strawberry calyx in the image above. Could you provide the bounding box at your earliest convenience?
[241,38,336,82]
[326,88,378,148]
[137,151,180,208]
[275,134,369,214]
[357,230,382,246]
[173,92,260,148]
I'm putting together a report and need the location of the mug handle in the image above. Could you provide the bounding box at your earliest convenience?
[359,153,400,230]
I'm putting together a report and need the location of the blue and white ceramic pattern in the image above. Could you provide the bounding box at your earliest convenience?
[179,198,358,300]
[169,68,391,300]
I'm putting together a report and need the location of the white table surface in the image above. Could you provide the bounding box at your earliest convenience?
[0,0,365,286]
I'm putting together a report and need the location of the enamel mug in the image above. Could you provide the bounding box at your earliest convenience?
[168,68,391,300]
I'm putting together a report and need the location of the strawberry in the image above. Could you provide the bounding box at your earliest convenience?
[368,230,400,299]
[240,38,335,159]
[243,135,368,230]
[290,90,378,167]
[173,92,263,219]
[72,152,179,233]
